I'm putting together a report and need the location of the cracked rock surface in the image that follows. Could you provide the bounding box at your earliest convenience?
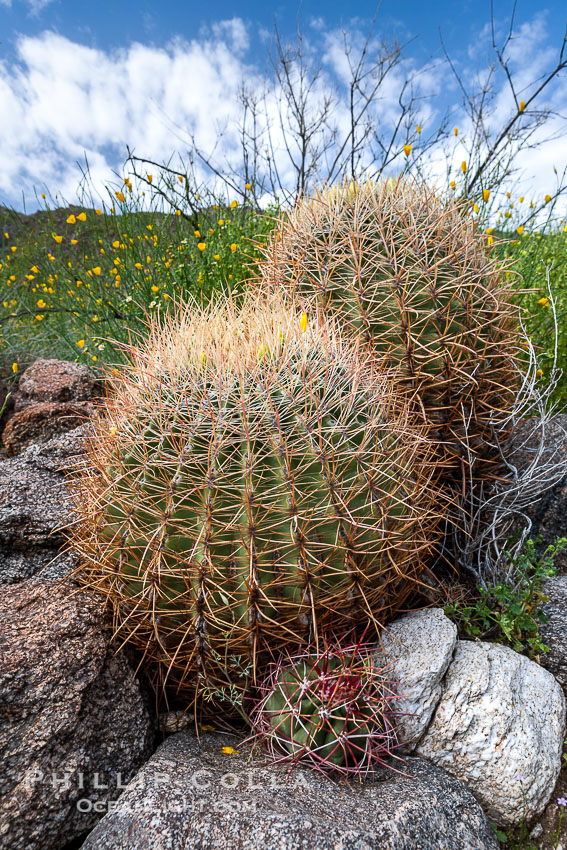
[0,578,155,850]
[377,608,458,751]
[0,426,85,583]
[417,640,566,827]
[80,730,499,850]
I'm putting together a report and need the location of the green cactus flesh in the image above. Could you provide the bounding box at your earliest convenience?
[261,180,519,450]
[88,346,435,692]
[263,659,382,768]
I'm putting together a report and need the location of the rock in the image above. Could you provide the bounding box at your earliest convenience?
[539,576,567,687]
[377,608,457,751]
[80,730,499,850]
[509,414,567,572]
[0,578,155,850]
[417,640,566,827]
[13,358,96,411]
[0,426,85,583]
[2,400,90,456]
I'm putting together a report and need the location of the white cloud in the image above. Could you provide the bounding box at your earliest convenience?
[0,0,57,12]
[0,14,565,217]
[0,28,255,207]
[27,0,56,15]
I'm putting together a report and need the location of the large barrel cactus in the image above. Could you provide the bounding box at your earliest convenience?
[258,179,521,473]
[70,296,440,698]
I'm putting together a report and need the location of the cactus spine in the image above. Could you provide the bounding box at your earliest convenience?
[258,178,521,474]
[249,643,401,776]
[69,296,439,697]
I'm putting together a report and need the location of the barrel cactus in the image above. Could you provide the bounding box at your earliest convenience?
[258,178,521,475]
[249,643,402,776]
[69,296,440,699]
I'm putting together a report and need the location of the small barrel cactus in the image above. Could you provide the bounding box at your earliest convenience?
[248,642,402,777]
[68,296,440,698]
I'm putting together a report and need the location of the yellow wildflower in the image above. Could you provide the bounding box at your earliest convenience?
[176,210,181,216]
[115,191,125,202]
[71,239,78,246]
[92,267,101,276]
[95,209,102,215]
[230,243,237,252]
[230,200,238,209]
[545,194,552,203]
[416,125,421,134]
[52,234,63,243]
[300,311,308,332]
[403,144,412,156]
[536,369,544,378]
[517,226,524,236]
[147,174,153,183]
[483,189,490,202]
[66,214,76,224]
[461,161,467,174]
[221,746,237,754]
[12,363,18,374]
[214,254,220,261]
[519,101,525,113]
[36,299,46,308]
[450,180,456,190]
[487,236,494,246]
[135,262,143,270]
[76,340,85,348]
[31,266,39,274]
[538,297,549,306]
[197,243,206,251]
[77,212,86,222]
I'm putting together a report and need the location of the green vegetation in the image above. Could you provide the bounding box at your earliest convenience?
[445,538,567,658]
[499,228,567,410]
[0,185,277,375]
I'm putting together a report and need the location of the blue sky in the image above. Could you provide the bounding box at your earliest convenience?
[0,0,565,211]
[2,0,562,64]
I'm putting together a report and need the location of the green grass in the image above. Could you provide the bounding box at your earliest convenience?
[0,190,277,377]
[498,226,567,410]
[2,182,567,412]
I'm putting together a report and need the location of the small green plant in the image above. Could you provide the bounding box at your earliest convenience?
[493,791,567,849]
[445,538,566,657]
